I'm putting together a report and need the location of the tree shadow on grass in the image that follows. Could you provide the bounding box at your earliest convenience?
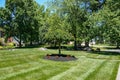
[103,47,120,49]
[46,46,68,49]
[16,45,43,49]
[88,51,120,56]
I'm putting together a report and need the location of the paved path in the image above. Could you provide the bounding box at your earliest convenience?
[116,65,120,80]
[103,49,120,53]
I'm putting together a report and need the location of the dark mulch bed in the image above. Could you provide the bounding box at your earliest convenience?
[44,54,77,61]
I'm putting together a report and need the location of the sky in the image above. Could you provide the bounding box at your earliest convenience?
[0,0,49,7]
[0,0,5,7]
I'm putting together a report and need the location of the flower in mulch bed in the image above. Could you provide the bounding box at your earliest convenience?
[55,56,59,59]
[46,54,50,58]
[44,54,77,61]
[66,55,70,59]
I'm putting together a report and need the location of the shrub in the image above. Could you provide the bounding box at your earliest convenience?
[0,38,5,46]
[5,42,15,49]
[0,46,3,49]
[7,42,14,46]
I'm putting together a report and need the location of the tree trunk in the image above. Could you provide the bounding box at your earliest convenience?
[78,42,82,48]
[30,32,33,46]
[30,40,33,46]
[85,41,89,47]
[19,34,22,48]
[58,41,61,54]
[54,40,57,48]
[116,42,119,49]
[74,34,77,50]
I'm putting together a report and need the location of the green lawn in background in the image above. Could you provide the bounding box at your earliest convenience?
[0,48,119,80]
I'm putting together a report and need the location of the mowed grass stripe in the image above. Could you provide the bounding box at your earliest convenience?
[0,58,30,68]
[111,62,119,80]
[48,58,104,80]
[0,56,41,68]
[76,61,107,80]
[6,64,70,80]
[0,49,44,59]
[85,61,119,80]
[0,58,73,80]
[0,53,41,64]
[0,62,47,80]
[0,49,43,59]
[0,53,38,60]
[0,62,42,77]
[0,54,44,68]
[6,57,77,80]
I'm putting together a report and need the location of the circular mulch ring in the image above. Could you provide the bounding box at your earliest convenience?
[44,54,77,61]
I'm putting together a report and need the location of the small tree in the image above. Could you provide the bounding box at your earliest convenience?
[45,13,70,54]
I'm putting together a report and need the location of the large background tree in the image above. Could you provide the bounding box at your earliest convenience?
[5,0,44,47]
[48,0,107,49]
[101,0,120,48]
[62,0,86,49]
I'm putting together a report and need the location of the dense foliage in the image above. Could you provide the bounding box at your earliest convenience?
[0,0,119,48]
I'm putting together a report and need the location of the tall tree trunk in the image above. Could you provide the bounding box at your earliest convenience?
[30,32,33,46]
[19,33,22,48]
[74,34,77,50]
[116,42,119,48]
[85,41,89,47]
[58,41,61,54]
[30,40,33,46]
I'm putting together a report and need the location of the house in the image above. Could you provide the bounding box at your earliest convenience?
[0,27,24,47]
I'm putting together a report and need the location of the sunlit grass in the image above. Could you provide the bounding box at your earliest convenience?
[0,48,119,80]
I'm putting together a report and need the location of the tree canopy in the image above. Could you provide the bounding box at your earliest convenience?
[0,0,119,48]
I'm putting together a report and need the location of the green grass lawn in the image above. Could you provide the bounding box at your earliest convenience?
[0,48,119,80]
